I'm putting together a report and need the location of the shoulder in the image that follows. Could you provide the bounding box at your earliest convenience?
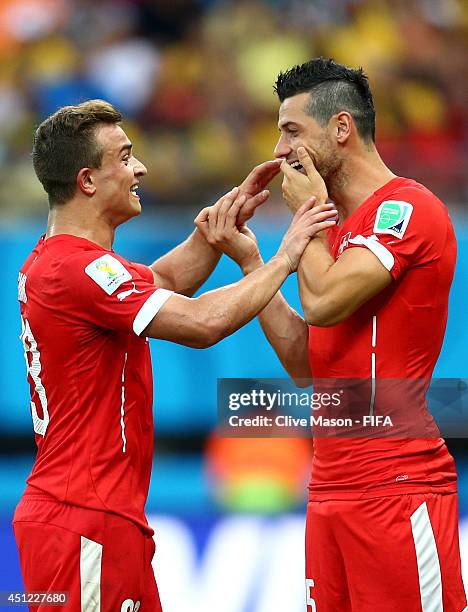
[77,252,154,286]
[63,250,156,301]
[378,178,449,217]
[58,249,145,296]
[370,179,451,241]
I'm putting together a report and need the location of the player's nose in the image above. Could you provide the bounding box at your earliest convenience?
[134,157,147,176]
[274,134,291,159]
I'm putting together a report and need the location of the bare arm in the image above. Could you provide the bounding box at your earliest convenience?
[240,254,311,383]
[297,239,392,326]
[150,160,282,296]
[194,195,337,379]
[144,194,331,348]
[149,228,220,297]
[281,148,392,326]
[144,255,291,347]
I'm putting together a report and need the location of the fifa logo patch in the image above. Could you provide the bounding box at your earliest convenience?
[85,254,132,295]
[373,200,413,239]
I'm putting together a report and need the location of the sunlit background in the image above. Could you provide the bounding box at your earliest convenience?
[1,1,467,610]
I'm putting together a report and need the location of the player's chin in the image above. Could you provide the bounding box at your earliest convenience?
[128,195,142,215]
[114,199,141,226]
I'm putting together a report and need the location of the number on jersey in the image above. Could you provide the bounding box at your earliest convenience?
[306,578,317,612]
[121,600,140,612]
[20,317,49,436]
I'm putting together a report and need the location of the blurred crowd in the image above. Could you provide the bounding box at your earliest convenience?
[0,0,467,218]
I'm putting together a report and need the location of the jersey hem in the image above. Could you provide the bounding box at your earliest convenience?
[308,481,458,501]
[19,484,154,536]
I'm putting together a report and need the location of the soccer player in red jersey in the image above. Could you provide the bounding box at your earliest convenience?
[198,59,467,611]
[14,100,338,611]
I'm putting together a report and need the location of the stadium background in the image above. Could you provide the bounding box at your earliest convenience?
[0,0,467,610]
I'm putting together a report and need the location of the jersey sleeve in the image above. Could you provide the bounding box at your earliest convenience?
[342,191,448,281]
[59,251,173,336]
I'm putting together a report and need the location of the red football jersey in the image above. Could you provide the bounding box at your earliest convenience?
[18,234,173,533]
[308,177,458,499]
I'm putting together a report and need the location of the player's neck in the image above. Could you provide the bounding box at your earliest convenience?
[45,201,115,251]
[329,149,396,221]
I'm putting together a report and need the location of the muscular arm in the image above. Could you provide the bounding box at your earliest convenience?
[149,228,220,297]
[144,255,291,348]
[145,194,331,349]
[297,237,392,326]
[150,161,282,296]
[241,255,311,383]
[281,147,392,326]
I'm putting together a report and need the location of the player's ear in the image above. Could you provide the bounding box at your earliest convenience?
[334,112,352,144]
[77,167,96,197]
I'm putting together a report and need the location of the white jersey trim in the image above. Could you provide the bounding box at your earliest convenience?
[120,352,128,453]
[133,288,174,336]
[410,501,443,612]
[369,315,377,417]
[370,351,376,417]
[80,536,102,611]
[348,234,395,271]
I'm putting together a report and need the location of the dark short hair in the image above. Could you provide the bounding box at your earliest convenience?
[32,100,122,206]
[274,58,375,143]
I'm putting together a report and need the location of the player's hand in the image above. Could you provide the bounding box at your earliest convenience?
[235,159,282,225]
[281,147,328,212]
[194,187,261,268]
[276,199,337,272]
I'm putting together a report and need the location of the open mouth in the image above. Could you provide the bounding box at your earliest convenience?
[130,184,140,198]
[290,160,305,174]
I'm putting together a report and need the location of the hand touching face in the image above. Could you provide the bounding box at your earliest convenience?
[281,147,328,213]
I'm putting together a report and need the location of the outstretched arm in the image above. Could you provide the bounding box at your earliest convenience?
[195,192,337,382]
[144,192,332,348]
[240,253,312,384]
[149,228,221,297]
[150,160,282,296]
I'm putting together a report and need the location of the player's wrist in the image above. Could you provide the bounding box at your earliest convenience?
[241,253,264,275]
[270,253,293,275]
[193,226,220,254]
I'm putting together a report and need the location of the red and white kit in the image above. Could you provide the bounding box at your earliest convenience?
[14,234,172,611]
[307,178,467,611]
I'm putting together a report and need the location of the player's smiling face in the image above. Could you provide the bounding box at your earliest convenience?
[91,124,147,225]
[274,92,341,184]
